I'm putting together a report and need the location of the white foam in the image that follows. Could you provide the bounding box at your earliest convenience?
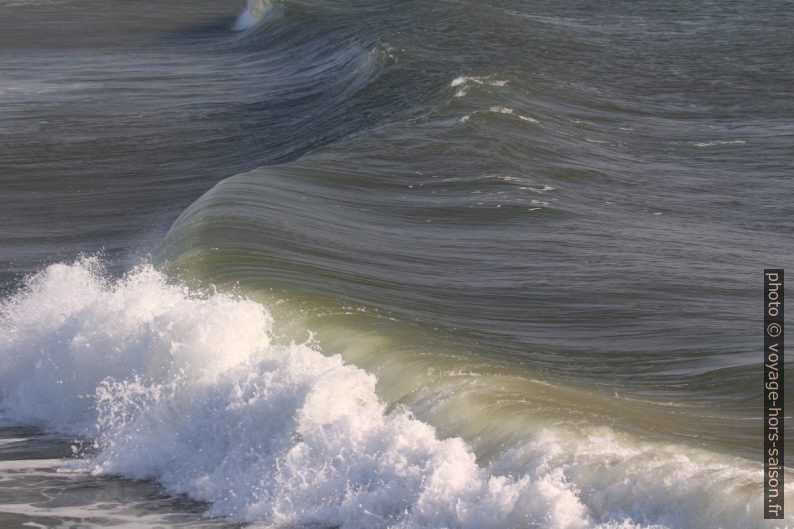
[0,259,789,529]
[234,0,272,31]
[450,76,508,97]
[519,185,555,193]
[692,140,747,147]
[489,105,539,123]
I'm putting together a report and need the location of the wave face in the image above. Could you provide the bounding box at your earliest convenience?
[0,259,784,529]
[1,0,793,527]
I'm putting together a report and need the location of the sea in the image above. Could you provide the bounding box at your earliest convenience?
[0,0,792,527]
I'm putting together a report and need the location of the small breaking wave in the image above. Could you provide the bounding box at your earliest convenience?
[450,76,508,97]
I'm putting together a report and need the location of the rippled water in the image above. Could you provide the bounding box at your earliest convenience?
[0,0,792,527]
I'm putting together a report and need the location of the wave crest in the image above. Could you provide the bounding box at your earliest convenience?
[0,259,593,528]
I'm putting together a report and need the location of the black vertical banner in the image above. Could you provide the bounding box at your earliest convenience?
[764,269,784,519]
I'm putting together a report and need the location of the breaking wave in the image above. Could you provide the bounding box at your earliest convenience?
[0,259,785,529]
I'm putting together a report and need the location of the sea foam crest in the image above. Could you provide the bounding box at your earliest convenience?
[450,76,508,97]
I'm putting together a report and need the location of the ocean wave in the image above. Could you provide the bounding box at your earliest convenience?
[0,259,786,529]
